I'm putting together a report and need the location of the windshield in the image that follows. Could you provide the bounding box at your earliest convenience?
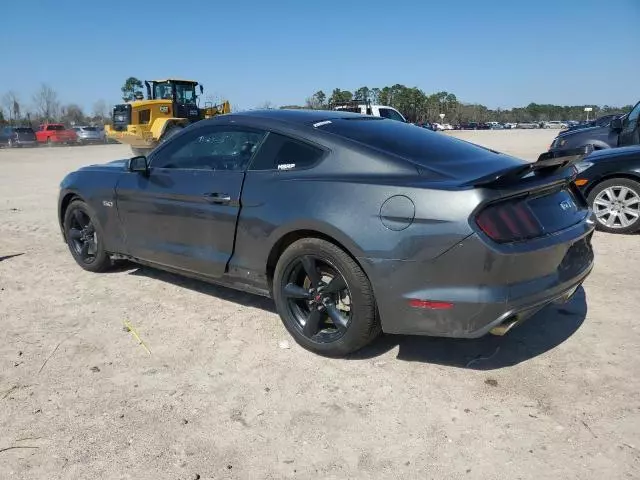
[46,125,65,131]
[153,82,173,100]
[15,127,34,133]
[175,83,196,104]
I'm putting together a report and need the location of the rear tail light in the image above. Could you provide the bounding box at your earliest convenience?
[476,199,543,243]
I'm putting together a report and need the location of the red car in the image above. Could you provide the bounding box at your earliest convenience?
[36,124,78,145]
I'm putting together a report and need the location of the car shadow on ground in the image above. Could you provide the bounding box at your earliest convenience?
[351,288,588,370]
[126,264,586,370]
[127,265,276,312]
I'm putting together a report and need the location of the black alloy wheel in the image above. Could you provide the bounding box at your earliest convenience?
[63,200,112,272]
[273,238,380,356]
[282,255,352,342]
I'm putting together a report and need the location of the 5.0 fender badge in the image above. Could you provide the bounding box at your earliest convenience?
[103,201,114,208]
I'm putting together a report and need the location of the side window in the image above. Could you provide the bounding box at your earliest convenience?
[249,132,325,171]
[152,128,266,171]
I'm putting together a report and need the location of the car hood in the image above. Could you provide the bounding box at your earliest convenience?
[585,145,640,162]
[78,159,128,172]
[558,125,608,138]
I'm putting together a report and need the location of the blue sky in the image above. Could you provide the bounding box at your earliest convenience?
[1,0,638,113]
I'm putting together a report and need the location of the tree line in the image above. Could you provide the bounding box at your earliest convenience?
[0,83,111,127]
[284,84,633,124]
[1,80,633,127]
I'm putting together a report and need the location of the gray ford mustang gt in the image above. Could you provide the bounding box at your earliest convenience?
[58,109,595,356]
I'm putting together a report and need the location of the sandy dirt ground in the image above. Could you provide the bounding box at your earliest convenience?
[1,130,639,480]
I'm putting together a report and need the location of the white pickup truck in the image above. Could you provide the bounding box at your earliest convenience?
[330,101,407,123]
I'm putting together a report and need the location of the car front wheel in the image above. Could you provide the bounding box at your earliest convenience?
[587,178,640,234]
[272,238,380,357]
[63,199,113,272]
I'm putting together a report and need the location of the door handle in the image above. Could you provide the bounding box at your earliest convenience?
[203,192,232,204]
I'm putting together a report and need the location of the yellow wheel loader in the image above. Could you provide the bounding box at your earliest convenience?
[104,79,231,156]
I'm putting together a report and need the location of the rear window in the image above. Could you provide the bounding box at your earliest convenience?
[82,126,98,131]
[316,118,499,166]
[46,125,65,131]
[14,127,34,133]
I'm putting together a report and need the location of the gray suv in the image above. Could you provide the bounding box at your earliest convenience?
[549,101,639,152]
[72,126,105,145]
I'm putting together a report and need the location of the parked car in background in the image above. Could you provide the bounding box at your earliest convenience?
[573,145,640,234]
[546,121,567,129]
[72,126,106,145]
[0,126,37,147]
[550,101,639,153]
[36,123,77,145]
[57,109,595,356]
[517,121,538,129]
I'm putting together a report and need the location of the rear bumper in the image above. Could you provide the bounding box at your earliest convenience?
[364,219,595,338]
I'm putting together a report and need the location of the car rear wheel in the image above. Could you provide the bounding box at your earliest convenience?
[272,238,380,356]
[63,199,112,272]
[587,178,640,234]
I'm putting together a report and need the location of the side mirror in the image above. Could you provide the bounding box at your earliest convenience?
[128,155,149,174]
[610,117,623,131]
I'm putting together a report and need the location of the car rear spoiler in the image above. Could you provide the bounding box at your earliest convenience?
[466,145,593,188]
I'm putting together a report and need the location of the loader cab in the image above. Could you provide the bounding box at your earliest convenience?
[145,79,203,122]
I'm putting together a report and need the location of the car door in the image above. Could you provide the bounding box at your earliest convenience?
[618,101,640,147]
[115,125,267,278]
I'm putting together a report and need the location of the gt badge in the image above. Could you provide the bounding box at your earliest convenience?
[159,106,169,113]
[103,201,114,208]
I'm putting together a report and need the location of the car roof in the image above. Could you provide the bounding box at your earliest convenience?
[228,108,373,125]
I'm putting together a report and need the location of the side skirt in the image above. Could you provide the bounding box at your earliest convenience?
[109,253,272,298]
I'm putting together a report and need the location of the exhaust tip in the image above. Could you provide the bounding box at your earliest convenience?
[489,315,520,336]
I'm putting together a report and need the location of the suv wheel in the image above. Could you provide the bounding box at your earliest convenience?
[587,178,640,234]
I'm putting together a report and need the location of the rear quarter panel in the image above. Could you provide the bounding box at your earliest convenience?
[231,168,478,289]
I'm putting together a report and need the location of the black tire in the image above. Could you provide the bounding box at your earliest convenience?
[272,238,380,357]
[587,178,640,234]
[63,199,112,272]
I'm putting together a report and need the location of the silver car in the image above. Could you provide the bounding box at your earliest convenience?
[72,126,105,145]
